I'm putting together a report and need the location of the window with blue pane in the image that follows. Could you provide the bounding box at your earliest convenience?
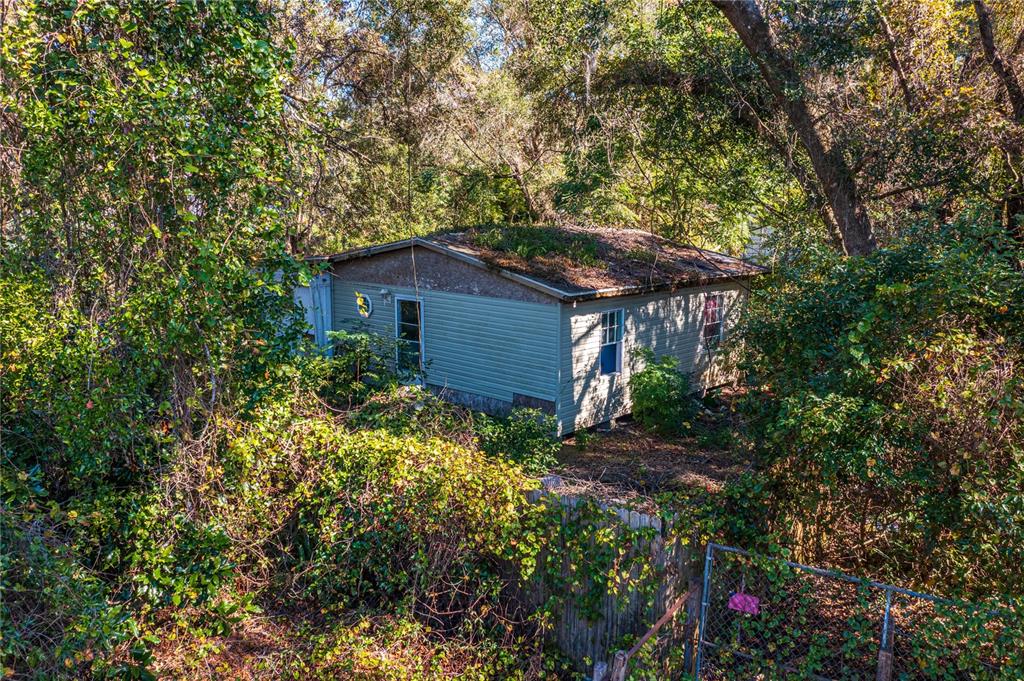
[599,309,624,375]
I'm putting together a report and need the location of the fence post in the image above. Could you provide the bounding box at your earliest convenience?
[682,581,701,672]
[693,543,715,679]
[608,650,628,681]
[876,590,894,681]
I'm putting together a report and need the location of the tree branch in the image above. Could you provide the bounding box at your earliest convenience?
[874,2,916,111]
[707,0,877,255]
[974,0,1024,122]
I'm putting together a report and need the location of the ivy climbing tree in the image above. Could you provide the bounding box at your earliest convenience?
[0,1,302,674]
[1,0,301,454]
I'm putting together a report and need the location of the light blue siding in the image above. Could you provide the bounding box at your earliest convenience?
[557,283,747,433]
[332,270,746,434]
[332,281,395,338]
[332,279,560,405]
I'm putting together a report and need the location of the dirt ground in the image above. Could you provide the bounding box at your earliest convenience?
[553,394,753,514]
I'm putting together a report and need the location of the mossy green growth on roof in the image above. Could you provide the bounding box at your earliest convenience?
[428,224,765,296]
[467,225,602,267]
[320,224,766,298]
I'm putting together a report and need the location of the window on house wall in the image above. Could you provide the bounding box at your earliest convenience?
[703,292,725,348]
[599,309,624,375]
[396,297,422,375]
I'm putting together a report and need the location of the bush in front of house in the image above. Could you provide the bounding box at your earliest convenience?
[477,408,561,475]
[347,388,560,474]
[348,384,480,449]
[308,330,399,409]
[628,348,700,436]
[244,421,536,607]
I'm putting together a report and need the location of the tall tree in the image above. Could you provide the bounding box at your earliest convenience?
[0,0,300,461]
[489,0,787,254]
[274,0,564,253]
[1,1,302,673]
[269,0,1024,256]
[709,0,878,255]
[973,0,1024,243]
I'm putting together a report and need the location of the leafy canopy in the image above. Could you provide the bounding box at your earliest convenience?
[739,216,1024,596]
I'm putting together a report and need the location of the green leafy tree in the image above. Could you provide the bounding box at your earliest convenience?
[492,0,1024,256]
[1,1,301,674]
[274,0,565,253]
[739,216,1024,597]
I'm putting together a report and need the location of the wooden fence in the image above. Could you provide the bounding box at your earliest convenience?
[521,480,1014,680]
[523,476,702,676]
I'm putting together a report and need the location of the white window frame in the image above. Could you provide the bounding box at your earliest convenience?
[703,292,726,348]
[599,308,625,375]
[394,295,425,378]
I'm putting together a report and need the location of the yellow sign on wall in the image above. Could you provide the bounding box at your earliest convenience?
[354,290,373,318]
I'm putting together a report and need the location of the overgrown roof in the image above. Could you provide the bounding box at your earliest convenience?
[318,225,766,301]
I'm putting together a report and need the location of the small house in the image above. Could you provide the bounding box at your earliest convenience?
[303,226,765,434]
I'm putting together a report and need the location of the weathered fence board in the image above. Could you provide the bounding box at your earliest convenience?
[524,476,700,674]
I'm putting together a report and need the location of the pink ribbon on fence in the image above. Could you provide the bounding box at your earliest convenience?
[728,591,761,615]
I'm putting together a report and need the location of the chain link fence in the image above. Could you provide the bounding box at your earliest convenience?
[695,544,1022,680]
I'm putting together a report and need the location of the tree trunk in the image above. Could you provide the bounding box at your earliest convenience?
[974,0,1024,121]
[974,0,1024,244]
[709,0,878,256]
[510,161,539,221]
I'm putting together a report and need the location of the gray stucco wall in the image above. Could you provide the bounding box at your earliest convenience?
[330,255,561,413]
[557,282,747,434]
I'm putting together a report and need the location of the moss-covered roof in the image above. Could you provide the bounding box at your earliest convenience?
[319,224,766,300]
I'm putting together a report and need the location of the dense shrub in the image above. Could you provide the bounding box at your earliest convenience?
[345,389,560,476]
[346,385,480,448]
[0,2,300,675]
[477,409,561,475]
[628,348,700,436]
[308,331,398,408]
[206,399,553,666]
[288,614,544,680]
[298,431,534,606]
[739,218,1024,597]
